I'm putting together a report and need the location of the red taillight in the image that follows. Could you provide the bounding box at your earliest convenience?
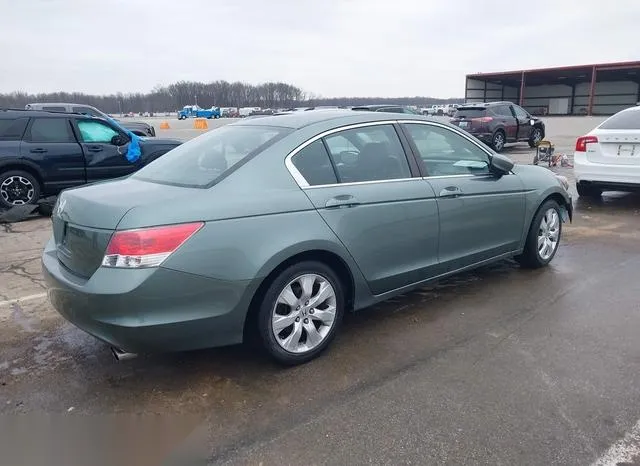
[471,116,493,123]
[103,222,204,268]
[575,135,598,152]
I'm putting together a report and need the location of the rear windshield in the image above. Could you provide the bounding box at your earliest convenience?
[453,108,487,118]
[133,125,290,187]
[599,109,640,130]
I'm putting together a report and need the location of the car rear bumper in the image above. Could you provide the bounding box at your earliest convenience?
[574,152,640,189]
[42,237,253,353]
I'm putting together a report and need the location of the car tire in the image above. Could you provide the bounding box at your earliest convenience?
[0,170,41,210]
[515,199,562,269]
[528,127,544,148]
[491,130,506,152]
[257,261,345,366]
[576,182,602,198]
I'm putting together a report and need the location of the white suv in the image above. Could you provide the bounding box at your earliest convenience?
[574,106,640,197]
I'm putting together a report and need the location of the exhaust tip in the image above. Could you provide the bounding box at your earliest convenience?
[111,347,138,361]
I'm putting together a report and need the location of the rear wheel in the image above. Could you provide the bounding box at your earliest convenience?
[528,127,543,147]
[515,200,562,268]
[257,261,345,365]
[0,170,41,209]
[491,130,506,152]
[576,182,602,198]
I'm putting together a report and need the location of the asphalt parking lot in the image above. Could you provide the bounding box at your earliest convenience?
[2,116,640,465]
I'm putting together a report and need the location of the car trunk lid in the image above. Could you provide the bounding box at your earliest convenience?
[53,177,197,278]
[587,130,640,165]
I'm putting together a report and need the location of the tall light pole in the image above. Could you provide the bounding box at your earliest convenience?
[194,95,198,107]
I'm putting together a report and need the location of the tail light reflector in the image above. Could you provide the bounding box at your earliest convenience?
[102,222,204,268]
[471,116,493,124]
[575,135,598,152]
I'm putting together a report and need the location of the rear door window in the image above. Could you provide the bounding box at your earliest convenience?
[26,118,75,143]
[323,124,411,183]
[291,140,338,186]
[599,110,640,130]
[133,124,290,187]
[0,118,29,141]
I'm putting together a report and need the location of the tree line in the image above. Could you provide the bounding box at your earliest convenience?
[0,80,461,113]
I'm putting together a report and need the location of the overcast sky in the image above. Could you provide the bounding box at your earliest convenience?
[1,0,638,98]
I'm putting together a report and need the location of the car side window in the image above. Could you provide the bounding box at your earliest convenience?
[42,106,67,112]
[323,125,411,183]
[77,120,120,143]
[512,105,529,119]
[72,106,100,118]
[0,118,29,141]
[291,140,338,186]
[404,123,490,176]
[491,105,512,118]
[27,118,75,143]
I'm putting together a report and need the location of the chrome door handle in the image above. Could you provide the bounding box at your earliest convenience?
[439,186,462,198]
[325,195,360,209]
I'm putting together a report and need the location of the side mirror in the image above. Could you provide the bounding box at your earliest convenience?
[111,134,128,146]
[490,153,514,175]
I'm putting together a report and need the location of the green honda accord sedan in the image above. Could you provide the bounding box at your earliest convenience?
[42,110,572,365]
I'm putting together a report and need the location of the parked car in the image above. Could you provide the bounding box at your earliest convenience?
[177,105,221,120]
[574,105,640,197]
[25,103,156,137]
[0,109,181,209]
[42,110,571,365]
[444,104,461,116]
[351,104,420,114]
[450,102,545,152]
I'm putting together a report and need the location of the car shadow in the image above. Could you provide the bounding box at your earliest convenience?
[575,191,640,214]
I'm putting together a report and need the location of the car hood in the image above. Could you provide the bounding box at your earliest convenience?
[138,137,182,145]
[119,120,152,128]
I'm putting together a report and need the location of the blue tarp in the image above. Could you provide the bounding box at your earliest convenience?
[107,117,142,163]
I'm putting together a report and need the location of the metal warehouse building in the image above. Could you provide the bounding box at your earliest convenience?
[465,61,640,116]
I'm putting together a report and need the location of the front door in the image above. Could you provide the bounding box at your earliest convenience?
[512,104,533,141]
[289,123,440,295]
[20,117,85,194]
[72,118,135,182]
[401,121,526,272]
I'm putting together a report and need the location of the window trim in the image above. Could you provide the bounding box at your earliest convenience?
[285,120,419,188]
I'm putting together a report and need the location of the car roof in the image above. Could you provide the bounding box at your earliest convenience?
[26,102,98,108]
[351,104,405,110]
[233,109,431,129]
[459,101,513,108]
[0,109,95,119]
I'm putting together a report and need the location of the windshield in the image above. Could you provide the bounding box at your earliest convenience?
[133,125,290,187]
[599,109,640,130]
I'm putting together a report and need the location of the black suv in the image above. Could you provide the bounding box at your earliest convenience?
[450,102,545,152]
[0,110,181,209]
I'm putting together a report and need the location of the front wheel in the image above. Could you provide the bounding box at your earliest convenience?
[257,261,345,365]
[515,200,562,268]
[528,127,544,148]
[0,170,41,210]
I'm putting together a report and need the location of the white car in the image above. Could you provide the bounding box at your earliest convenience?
[574,106,640,197]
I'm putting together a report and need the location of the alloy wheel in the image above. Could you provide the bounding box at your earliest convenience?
[493,132,505,151]
[532,128,543,145]
[0,176,35,206]
[272,273,337,354]
[537,208,560,260]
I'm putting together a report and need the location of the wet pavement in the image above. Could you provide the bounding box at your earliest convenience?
[1,117,640,465]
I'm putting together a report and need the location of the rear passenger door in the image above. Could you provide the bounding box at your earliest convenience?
[289,123,440,295]
[19,117,86,193]
[492,105,518,142]
[72,118,134,182]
